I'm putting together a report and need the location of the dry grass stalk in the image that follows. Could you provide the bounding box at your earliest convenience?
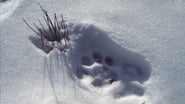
[23,3,69,53]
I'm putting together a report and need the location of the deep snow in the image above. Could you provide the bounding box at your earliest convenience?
[1,0,185,104]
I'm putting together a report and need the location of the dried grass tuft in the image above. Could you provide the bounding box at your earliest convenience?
[23,3,69,53]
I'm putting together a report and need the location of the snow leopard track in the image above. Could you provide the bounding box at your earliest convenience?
[67,23,151,98]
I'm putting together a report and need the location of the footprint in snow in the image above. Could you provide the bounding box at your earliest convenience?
[67,23,151,98]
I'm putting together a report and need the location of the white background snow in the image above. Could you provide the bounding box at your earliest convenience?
[1,0,185,104]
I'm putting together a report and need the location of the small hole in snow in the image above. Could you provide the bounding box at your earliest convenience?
[105,56,114,66]
[92,52,102,63]
[81,56,91,65]
[108,79,116,84]
[91,78,103,86]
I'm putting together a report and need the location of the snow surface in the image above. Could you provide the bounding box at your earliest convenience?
[1,0,185,104]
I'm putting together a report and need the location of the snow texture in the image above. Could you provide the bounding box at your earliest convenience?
[1,0,185,104]
[0,0,23,22]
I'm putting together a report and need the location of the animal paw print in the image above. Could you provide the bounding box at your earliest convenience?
[78,52,117,87]
[66,23,151,97]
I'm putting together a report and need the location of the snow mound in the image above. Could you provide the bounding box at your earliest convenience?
[67,23,151,98]
[0,0,22,22]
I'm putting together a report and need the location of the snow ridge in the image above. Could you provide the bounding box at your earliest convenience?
[0,0,23,22]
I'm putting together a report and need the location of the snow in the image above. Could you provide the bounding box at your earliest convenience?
[1,0,185,104]
[0,0,23,22]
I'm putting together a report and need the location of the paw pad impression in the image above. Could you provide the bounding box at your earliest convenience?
[67,23,151,98]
